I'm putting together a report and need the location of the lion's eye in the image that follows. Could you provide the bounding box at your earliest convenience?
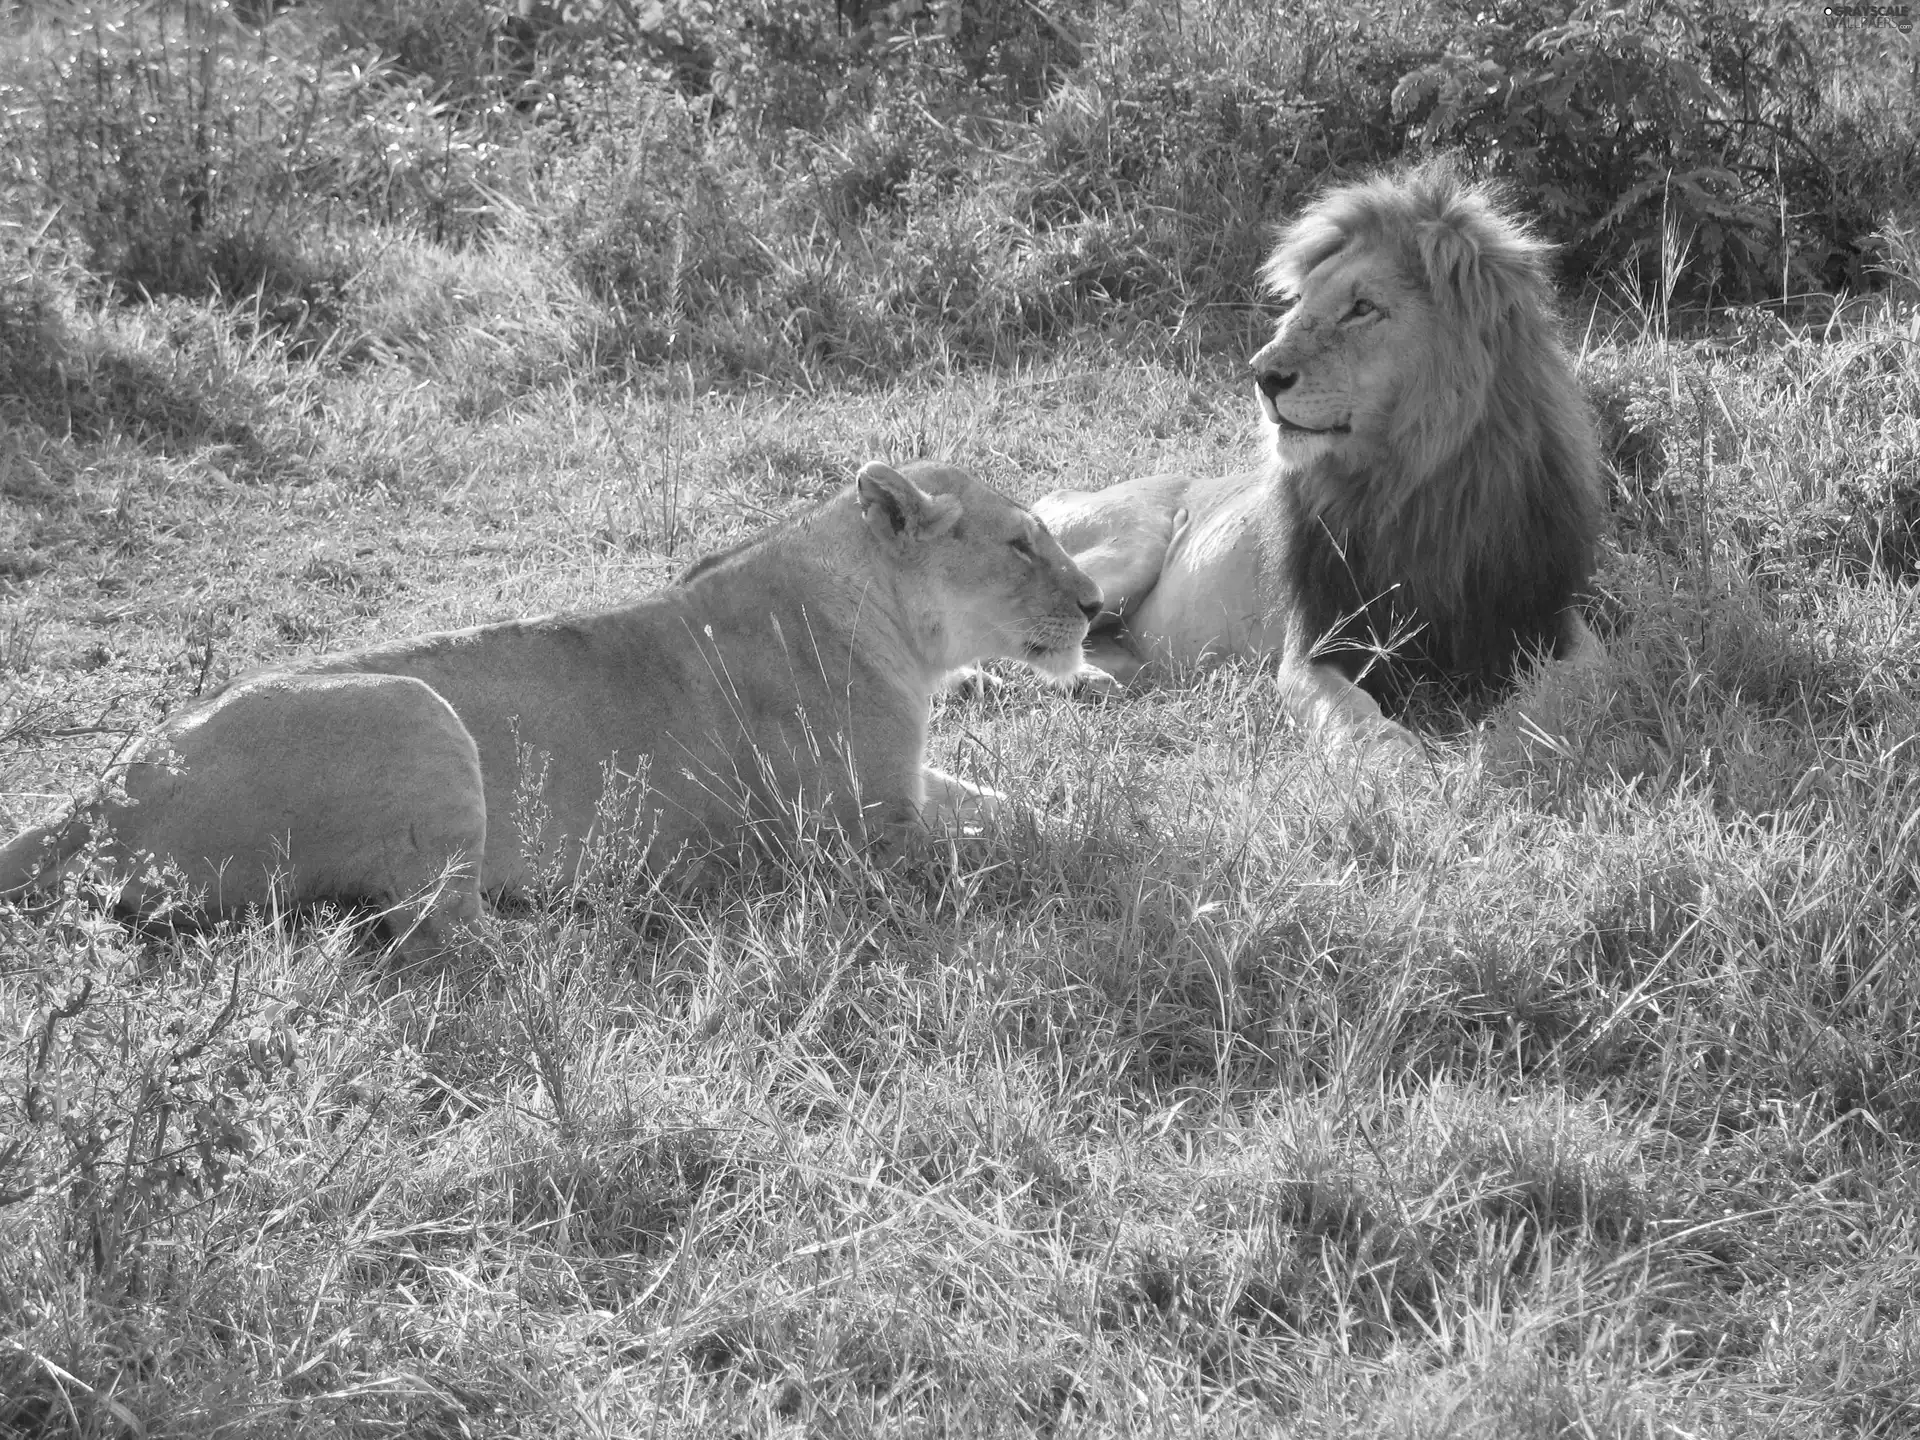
[1347,298,1377,320]
[1274,294,1299,315]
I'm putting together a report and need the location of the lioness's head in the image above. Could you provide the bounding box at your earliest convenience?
[1249,158,1563,490]
[856,461,1101,684]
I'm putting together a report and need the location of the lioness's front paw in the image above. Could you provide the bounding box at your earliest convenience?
[1070,665,1127,702]
[945,665,1008,703]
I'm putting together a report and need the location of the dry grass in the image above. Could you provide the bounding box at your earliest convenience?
[4,223,1920,1439]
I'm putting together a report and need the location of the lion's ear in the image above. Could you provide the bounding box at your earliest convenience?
[857,461,962,544]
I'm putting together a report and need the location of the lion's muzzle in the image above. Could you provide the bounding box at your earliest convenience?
[1251,353,1351,435]
[1254,364,1297,401]
[1253,354,1330,430]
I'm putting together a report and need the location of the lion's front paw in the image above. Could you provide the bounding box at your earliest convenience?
[1314,711,1422,761]
[1378,716,1421,748]
[1345,716,1422,761]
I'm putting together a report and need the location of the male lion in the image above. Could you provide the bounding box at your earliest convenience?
[1036,158,1603,746]
[0,461,1101,956]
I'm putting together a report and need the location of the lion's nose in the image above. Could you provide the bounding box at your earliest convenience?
[1078,596,1103,624]
[1254,365,1298,400]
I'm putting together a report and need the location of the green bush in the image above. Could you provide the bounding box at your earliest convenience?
[328,0,512,102]
[3,1,333,300]
[1391,0,1917,301]
[9,0,1917,385]
[0,217,288,496]
[0,935,303,1297]
[540,1,1438,377]
[0,0,539,310]
[663,0,1084,133]
[545,80,762,367]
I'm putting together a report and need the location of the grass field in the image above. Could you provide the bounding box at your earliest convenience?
[5,213,1920,1436]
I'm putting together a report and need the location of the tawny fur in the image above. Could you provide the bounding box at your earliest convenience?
[1036,155,1603,745]
[0,461,1101,956]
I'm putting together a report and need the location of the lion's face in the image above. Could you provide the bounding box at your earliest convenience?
[873,462,1101,683]
[1248,242,1428,469]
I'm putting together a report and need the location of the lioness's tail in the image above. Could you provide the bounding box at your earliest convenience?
[0,809,95,899]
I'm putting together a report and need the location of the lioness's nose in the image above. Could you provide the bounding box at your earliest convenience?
[1078,596,1103,623]
[1254,364,1298,400]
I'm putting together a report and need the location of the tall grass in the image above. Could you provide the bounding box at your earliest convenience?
[14,0,1914,385]
[4,0,1920,1433]
[4,276,1920,1429]
[0,0,541,317]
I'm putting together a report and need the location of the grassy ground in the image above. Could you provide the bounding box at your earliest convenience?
[5,224,1920,1437]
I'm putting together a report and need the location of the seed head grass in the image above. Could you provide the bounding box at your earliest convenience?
[4,219,1920,1437]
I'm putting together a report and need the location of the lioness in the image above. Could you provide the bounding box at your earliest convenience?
[0,461,1101,955]
[1036,158,1603,747]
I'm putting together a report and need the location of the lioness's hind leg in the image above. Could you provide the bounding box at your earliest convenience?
[122,671,493,958]
[339,681,490,964]
[380,864,488,966]
[0,810,97,900]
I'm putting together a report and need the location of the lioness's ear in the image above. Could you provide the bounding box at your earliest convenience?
[857,461,961,544]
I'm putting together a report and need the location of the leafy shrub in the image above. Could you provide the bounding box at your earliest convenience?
[20,0,1916,388]
[332,67,537,244]
[956,3,1441,349]
[1014,58,1315,346]
[873,0,1086,106]
[0,0,539,310]
[2,2,336,300]
[0,939,302,1294]
[672,0,1084,132]
[1391,0,1912,301]
[0,218,288,495]
[552,0,1917,367]
[545,81,767,366]
[328,0,508,101]
[1586,310,1920,598]
[544,1,1447,377]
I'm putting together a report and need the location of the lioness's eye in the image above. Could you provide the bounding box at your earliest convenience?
[1010,537,1037,560]
[1347,298,1377,319]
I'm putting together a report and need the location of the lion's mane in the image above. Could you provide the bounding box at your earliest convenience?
[1263,158,1602,703]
